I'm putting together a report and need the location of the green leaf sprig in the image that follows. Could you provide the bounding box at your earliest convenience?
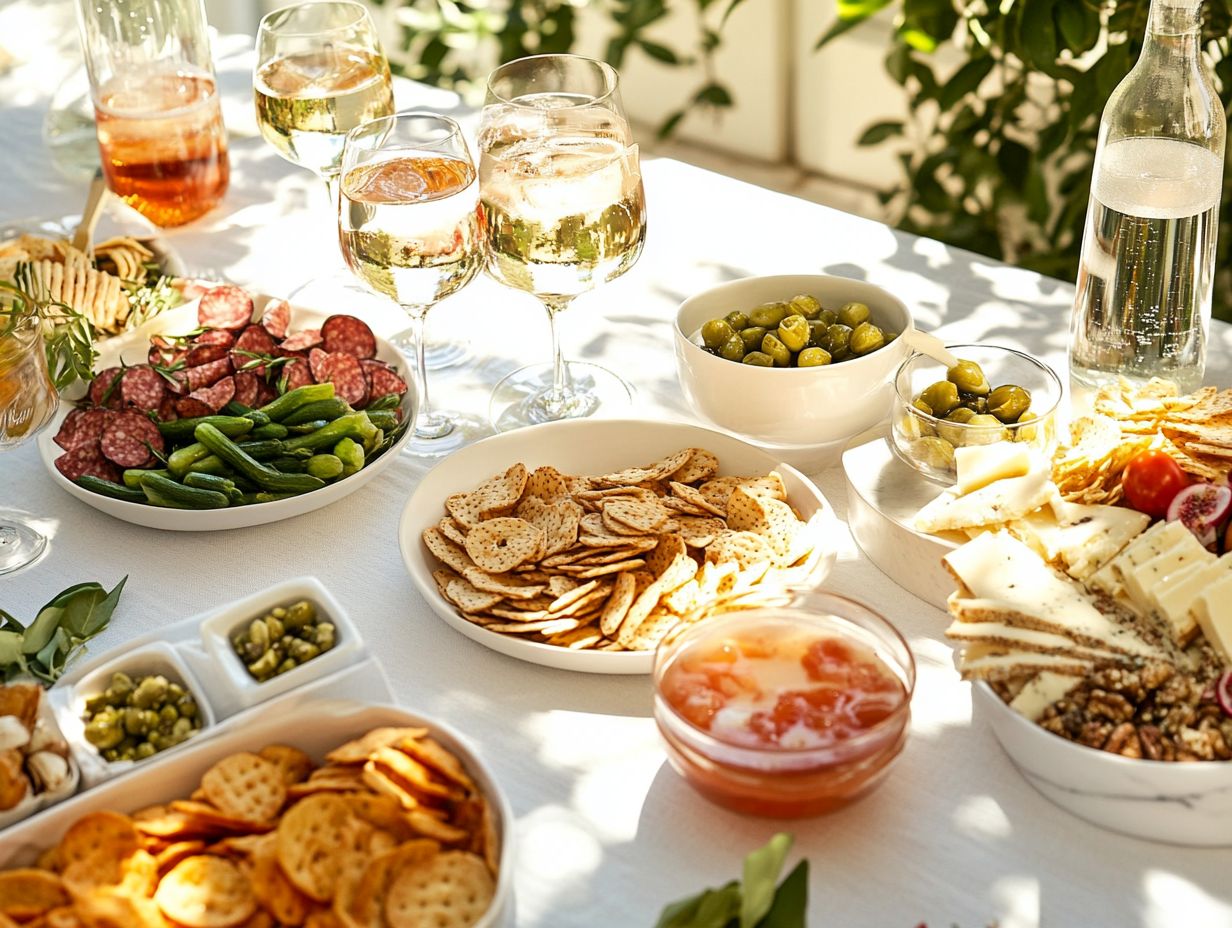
[656,833,809,928]
[1,266,97,392]
[0,577,127,685]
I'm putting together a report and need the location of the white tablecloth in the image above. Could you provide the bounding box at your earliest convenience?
[3,17,1232,928]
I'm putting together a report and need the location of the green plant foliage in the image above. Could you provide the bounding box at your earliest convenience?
[823,0,1232,321]
[372,0,742,136]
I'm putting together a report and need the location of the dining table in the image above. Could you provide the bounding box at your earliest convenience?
[3,12,1232,928]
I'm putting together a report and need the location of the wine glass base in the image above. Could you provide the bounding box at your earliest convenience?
[489,362,634,432]
[388,328,470,371]
[0,515,47,576]
[403,412,493,458]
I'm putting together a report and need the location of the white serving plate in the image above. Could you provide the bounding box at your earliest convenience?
[0,698,515,927]
[399,418,840,674]
[37,294,416,531]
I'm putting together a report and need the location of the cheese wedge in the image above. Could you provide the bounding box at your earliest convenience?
[945,615,1129,664]
[958,643,1095,681]
[915,468,1055,534]
[955,442,1032,496]
[1194,573,1232,663]
[1120,531,1212,613]
[1009,672,1082,721]
[943,531,1164,659]
[1106,520,1193,593]
[1150,556,1232,645]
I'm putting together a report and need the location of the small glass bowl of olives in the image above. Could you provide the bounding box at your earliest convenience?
[890,344,1062,484]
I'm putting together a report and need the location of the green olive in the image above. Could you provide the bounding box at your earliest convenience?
[177,697,198,719]
[946,360,991,396]
[963,414,1010,445]
[159,705,179,727]
[85,716,125,750]
[826,324,853,361]
[986,384,1033,423]
[278,659,298,675]
[761,333,792,367]
[724,311,750,330]
[912,436,956,470]
[719,333,746,362]
[738,325,767,351]
[911,397,933,416]
[788,294,822,319]
[958,394,988,415]
[945,407,977,424]
[849,322,886,356]
[265,615,285,640]
[884,330,899,343]
[171,718,194,739]
[807,320,830,350]
[777,315,811,352]
[816,309,838,329]
[289,639,321,662]
[797,347,832,367]
[313,623,337,650]
[917,381,960,417]
[123,707,149,736]
[84,693,110,714]
[248,650,280,679]
[131,675,168,709]
[701,318,736,350]
[135,742,156,760]
[742,351,774,367]
[837,301,871,329]
[749,302,791,328]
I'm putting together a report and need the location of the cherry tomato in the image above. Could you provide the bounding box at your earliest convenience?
[1122,450,1189,518]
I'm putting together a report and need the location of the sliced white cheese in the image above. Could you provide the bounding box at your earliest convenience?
[943,531,1164,659]
[958,643,1095,681]
[1107,520,1193,590]
[915,468,1055,534]
[1194,572,1232,663]
[1046,499,1151,580]
[1149,557,1232,645]
[1121,532,1211,613]
[944,615,1128,664]
[955,442,1032,496]
[1009,672,1082,721]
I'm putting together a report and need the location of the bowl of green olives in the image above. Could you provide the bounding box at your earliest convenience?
[59,642,215,780]
[675,275,913,446]
[890,344,1062,484]
[200,576,362,708]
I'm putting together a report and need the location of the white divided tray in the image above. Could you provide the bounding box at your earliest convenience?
[0,699,515,927]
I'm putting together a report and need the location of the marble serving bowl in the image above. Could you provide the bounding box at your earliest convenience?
[973,681,1232,846]
[674,275,914,446]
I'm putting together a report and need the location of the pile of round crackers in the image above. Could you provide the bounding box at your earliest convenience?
[423,447,828,652]
[0,726,499,928]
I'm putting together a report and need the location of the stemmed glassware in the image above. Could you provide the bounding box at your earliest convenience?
[254,1,394,199]
[337,112,490,457]
[0,292,60,574]
[478,54,647,429]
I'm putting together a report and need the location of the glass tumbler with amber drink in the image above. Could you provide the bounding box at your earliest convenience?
[0,287,60,575]
[653,590,914,817]
[74,0,229,227]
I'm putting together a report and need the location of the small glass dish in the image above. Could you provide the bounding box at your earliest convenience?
[652,589,914,818]
[890,343,1062,485]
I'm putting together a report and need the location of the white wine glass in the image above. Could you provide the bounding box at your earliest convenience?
[254,1,394,199]
[478,54,646,429]
[338,112,490,457]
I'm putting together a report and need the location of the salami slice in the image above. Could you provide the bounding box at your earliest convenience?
[193,329,236,349]
[198,286,255,331]
[281,358,313,392]
[100,411,163,468]
[180,279,214,302]
[232,371,260,409]
[56,441,121,484]
[254,380,278,407]
[319,352,368,406]
[321,315,377,359]
[120,366,167,412]
[186,357,234,392]
[186,344,230,367]
[278,329,323,353]
[262,299,291,340]
[148,346,171,367]
[54,408,110,452]
[308,347,331,383]
[88,367,126,410]
[188,376,236,414]
[176,396,215,419]
[231,325,279,376]
[360,359,408,405]
[158,395,179,422]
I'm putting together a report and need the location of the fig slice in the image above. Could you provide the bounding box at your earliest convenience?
[1166,483,1232,548]
[1218,670,1232,719]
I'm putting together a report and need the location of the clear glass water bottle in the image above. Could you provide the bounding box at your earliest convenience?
[1069,0,1224,395]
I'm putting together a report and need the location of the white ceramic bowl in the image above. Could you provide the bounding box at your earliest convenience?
[399,418,840,674]
[674,274,914,447]
[973,681,1232,846]
[37,295,416,531]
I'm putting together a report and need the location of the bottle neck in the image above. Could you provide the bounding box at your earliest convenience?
[1143,0,1202,57]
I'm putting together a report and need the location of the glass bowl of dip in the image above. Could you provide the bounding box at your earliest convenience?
[653,589,915,817]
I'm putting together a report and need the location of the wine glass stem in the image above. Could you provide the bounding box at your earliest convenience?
[323,172,341,210]
[543,295,574,416]
[404,305,452,440]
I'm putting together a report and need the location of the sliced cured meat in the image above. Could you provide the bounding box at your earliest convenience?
[193,329,236,348]
[158,395,179,422]
[197,285,255,331]
[88,367,125,410]
[176,396,215,419]
[148,346,171,367]
[186,357,233,392]
[360,359,408,405]
[231,325,279,376]
[308,347,331,383]
[55,441,120,483]
[278,329,323,353]
[188,376,236,413]
[186,343,230,367]
[180,279,214,301]
[318,352,368,407]
[100,411,163,468]
[281,357,312,392]
[120,366,167,411]
[232,371,260,409]
[54,408,110,452]
[321,315,377,359]
[262,299,291,340]
[254,379,278,407]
